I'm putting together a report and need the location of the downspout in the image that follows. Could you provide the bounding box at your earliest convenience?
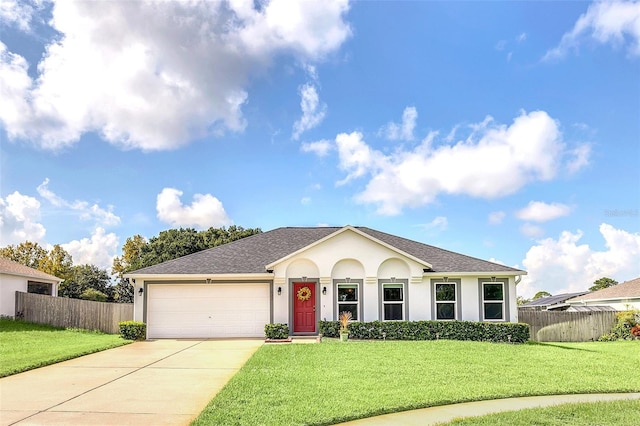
[515,275,522,285]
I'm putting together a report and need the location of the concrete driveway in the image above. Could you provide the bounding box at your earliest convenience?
[0,339,263,426]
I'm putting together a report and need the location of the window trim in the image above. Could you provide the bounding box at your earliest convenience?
[379,279,408,321]
[478,279,509,322]
[334,280,362,321]
[430,278,461,321]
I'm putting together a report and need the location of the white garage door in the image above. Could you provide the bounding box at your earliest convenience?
[146,283,270,338]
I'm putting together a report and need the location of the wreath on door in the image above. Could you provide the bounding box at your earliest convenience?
[296,286,312,302]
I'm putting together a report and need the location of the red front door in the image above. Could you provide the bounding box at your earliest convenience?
[293,282,316,333]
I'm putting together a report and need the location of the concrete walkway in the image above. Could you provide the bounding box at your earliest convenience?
[337,392,640,425]
[0,339,263,426]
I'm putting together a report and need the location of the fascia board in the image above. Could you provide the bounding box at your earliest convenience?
[567,296,640,304]
[1,271,63,283]
[123,273,274,281]
[423,271,527,277]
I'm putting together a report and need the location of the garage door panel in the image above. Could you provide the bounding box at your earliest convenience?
[147,284,270,338]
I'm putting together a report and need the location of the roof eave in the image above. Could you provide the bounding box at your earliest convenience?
[123,272,274,281]
[423,271,526,277]
[567,295,640,304]
[0,271,63,283]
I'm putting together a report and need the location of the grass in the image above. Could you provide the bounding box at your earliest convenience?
[440,399,640,425]
[0,318,131,377]
[192,339,640,426]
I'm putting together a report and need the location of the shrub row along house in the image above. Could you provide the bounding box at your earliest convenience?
[125,226,526,339]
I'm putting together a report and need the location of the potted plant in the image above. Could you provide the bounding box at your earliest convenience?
[339,311,352,342]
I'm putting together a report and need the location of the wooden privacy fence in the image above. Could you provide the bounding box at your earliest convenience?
[519,310,616,342]
[15,292,133,334]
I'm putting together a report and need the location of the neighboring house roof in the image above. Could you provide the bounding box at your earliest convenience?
[567,305,617,312]
[520,291,590,308]
[0,257,63,282]
[128,226,525,276]
[566,277,640,303]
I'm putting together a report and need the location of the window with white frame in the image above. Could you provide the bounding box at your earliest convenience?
[336,283,359,321]
[382,283,404,321]
[482,282,505,320]
[435,283,456,320]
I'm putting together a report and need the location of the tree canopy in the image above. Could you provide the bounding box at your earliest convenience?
[0,242,72,280]
[2,226,262,304]
[589,277,618,292]
[532,291,552,300]
[59,264,112,300]
[112,225,262,277]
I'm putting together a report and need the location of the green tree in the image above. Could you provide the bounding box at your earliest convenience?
[112,235,147,304]
[590,277,618,292]
[0,241,48,269]
[80,288,108,302]
[39,244,73,280]
[516,296,531,306]
[110,226,262,303]
[532,291,552,300]
[60,264,112,300]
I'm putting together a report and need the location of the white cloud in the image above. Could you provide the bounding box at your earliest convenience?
[0,0,40,31]
[62,227,119,272]
[301,139,333,157]
[488,211,506,225]
[301,197,311,205]
[516,201,572,222]
[292,83,327,140]
[335,131,384,186]
[332,110,589,215]
[0,191,47,245]
[36,178,120,227]
[420,216,448,233]
[519,224,640,298]
[516,32,527,43]
[520,223,545,239]
[156,187,231,229]
[566,144,591,173]
[0,0,351,151]
[379,106,418,141]
[543,0,640,61]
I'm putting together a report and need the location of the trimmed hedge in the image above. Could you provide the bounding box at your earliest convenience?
[319,320,530,343]
[265,323,289,340]
[118,321,146,341]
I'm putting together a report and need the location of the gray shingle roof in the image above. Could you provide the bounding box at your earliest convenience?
[128,226,525,275]
[0,257,63,282]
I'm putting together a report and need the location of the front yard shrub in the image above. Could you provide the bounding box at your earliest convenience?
[599,309,640,341]
[265,323,289,339]
[118,321,146,340]
[319,320,530,343]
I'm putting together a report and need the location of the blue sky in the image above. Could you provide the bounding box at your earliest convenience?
[1,0,639,298]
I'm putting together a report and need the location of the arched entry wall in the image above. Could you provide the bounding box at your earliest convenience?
[330,259,365,322]
[377,258,411,321]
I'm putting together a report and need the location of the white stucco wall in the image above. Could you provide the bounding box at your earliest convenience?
[0,273,27,317]
[131,228,523,332]
[132,281,145,322]
[271,229,521,325]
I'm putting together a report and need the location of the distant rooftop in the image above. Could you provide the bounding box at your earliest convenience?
[0,257,63,282]
[520,291,590,308]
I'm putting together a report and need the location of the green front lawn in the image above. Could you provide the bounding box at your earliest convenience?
[193,339,640,426]
[441,399,640,425]
[0,318,131,377]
